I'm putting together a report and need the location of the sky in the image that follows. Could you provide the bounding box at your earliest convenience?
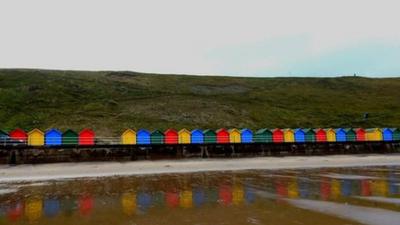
[0,0,399,77]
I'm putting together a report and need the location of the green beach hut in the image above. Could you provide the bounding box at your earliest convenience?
[344,128,356,142]
[62,129,78,145]
[303,128,316,142]
[392,128,400,141]
[203,129,216,144]
[150,130,164,144]
[254,129,273,143]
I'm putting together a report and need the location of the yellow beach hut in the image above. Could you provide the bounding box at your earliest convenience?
[121,192,136,215]
[325,128,336,142]
[121,129,136,145]
[287,178,299,198]
[283,129,295,142]
[330,179,341,200]
[366,128,383,141]
[28,129,44,146]
[180,189,193,208]
[178,129,191,144]
[229,128,241,143]
[232,184,244,205]
[25,196,43,222]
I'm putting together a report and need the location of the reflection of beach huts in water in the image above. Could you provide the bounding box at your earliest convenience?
[45,129,62,146]
[9,128,28,143]
[219,184,232,206]
[320,178,331,200]
[203,129,216,144]
[272,129,284,143]
[354,128,366,141]
[325,128,336,142]
[151,130,164,144]
[275,178,288,197]
[62,129,78,145]
[178,129,191,144]
[294,129,305,143]
[228,128,241,143]
[193,187,205,207]
[254,129,272,143]
[314,129,327,142]
[371,179,388,196]
[164,129,178,144]
[165,190,180,208]
[283,129,295,143]
[121,192,136,216]
[205,187,219,204]
[137,192,152,212]
[44,198,60,217]
[191,129,204,144]
[25,196,43,222]
[6,202,24,222]
[79,129,95,146]
[240,128,253,143]
[28,129,45,146]
[344,128,356,142]
[287,178,299,198]
[79,195,94,216]
[137,129,151,145]
[232,184,244,205]
[330,179,341,200]
[216,128,229,144]
[244,186,256,203]
[366,128,383,141]
[335,128,346,142]
[341,179,353,196]
[180,190,193,208]
[361,180,371,196]
[121,129,136,145]
[298,178,310,198]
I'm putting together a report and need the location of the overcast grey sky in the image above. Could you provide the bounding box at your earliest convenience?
[0,0,399,77]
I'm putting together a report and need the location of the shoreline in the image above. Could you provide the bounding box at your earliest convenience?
[1,154,400,182]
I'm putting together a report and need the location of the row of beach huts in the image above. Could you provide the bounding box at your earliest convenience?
[1,127,400,147]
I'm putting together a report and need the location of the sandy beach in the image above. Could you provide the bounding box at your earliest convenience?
[1,154,400,182]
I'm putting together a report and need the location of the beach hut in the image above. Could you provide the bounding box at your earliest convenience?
[219,184,232,206]
[150,130,164,144]
[6,202,23,222]
[191,129,204,144]
[137,129,151,145]
[180,189,193,208]
[366,128,383,141]
[203,129,216,144]
[45,129,62,146]
[28,129,45,146]
[240,128,253,143]
[272,129,284,143]
[354,128,366,141]
[164,129,178,144]
[121,129,136,145]
[392,128,400,141]
[325,128,336,142]
[335,128,346,142]
[229,128,241,143]
[344,128,356,142]
[232,184,244,205]
[294,129,305,143]
[193,187,205,207]
[314,129,327,142]
[216,128,229,144]
[121,192,136,216]
[25,196,43,222]
[283,129,295,143]
[178,129,191,144]
[303,129,316,142]
[382,128,393,141]
[0,130,9,144]
[78,195,93,216]
[62,129,78,145]
[44,198,60,217]
[254,129,272,143]
[9,128,27,143]
[79,129,95,146]
[165,190,180,208]
[137,192,152,212]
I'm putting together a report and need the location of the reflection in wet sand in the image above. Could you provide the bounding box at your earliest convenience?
[0,166,399,225]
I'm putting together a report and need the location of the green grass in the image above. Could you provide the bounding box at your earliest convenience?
[0,69,399,135]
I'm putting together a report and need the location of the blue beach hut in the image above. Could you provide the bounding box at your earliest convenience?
[137,129,151,145]
[298,178,310,198]
[191,129,204,144]
[341,179,352,196]
[294,129,305,143]
[244,186,255,204]
[45,129,62,146]
[240,129,253,143]
[137,191,152,212]
[335,128,346,142]
[382,128,393,141]
[44,198,60,217]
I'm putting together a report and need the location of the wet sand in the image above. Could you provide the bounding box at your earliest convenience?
[1,154,400,182]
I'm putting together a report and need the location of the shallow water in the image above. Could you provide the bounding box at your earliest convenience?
[1,166,400,225]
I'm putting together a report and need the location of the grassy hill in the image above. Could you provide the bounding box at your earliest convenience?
[0,69,399,136]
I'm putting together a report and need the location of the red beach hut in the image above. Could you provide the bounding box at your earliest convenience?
[219,184,232,206]
[79,195,93,216]
[272,129,284,143]
[165,190,180,208]
[79,129,95,145]
[315,129,327,142]
[164,129,178,144]
[216,128,229,144]
[9,128,28,142]
[355,128,366,141]
[361,180,371,196]
[320,178,331,201]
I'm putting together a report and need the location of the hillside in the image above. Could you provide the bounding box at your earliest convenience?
[0,69,399,136]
